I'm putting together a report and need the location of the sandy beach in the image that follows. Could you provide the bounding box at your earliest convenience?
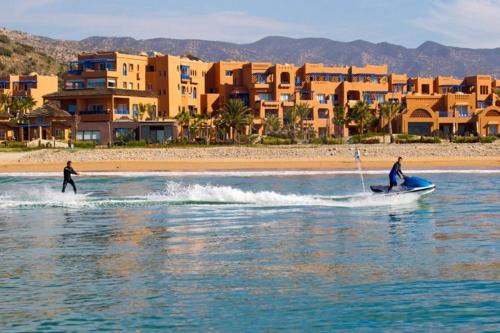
[1,143,499,172]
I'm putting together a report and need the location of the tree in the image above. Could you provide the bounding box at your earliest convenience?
[263,115,281,135]
[218,99,253,143]
[175,109,191,141]
[349,101,372,135]
[379,102,402,143]
[18,96,37,116]
[333,106,347,138]
[136,103,156,121]
[284,107,300,143]
[0,92,12,113]
[295,102,311,140]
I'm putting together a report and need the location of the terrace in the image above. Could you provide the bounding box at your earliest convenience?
[68,58,116,75]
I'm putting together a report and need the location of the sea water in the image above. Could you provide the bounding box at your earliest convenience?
[0,171,499,331]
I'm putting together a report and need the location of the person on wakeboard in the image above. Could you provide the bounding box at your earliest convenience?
[388,157,405,191]
[62,160,79,194]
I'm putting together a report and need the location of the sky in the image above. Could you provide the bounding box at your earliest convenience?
[1,0,499,48]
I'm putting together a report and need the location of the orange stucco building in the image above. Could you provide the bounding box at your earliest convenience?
[399,75,500,137]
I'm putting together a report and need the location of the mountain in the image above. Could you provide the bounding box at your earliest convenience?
[1,27,500,77]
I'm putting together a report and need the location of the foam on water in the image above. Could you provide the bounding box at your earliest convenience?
[0,169,498,178]
[0,181,422,209]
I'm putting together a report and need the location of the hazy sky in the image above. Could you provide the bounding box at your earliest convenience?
[1,0,499,48]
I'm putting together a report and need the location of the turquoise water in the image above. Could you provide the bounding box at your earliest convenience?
[0,171,499,332]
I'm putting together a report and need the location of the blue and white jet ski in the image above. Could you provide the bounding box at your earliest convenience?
[370,176,436,195]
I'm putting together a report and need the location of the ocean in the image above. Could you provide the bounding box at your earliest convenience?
[1,170,499,331]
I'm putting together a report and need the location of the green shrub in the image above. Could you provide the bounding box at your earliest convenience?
[262,136,292,145]
[0,35,9,44]
[452,136,480,143]
[0,46,12,57]
[74,141,96,148]
[395,134,440,144]
[311,136,344,145]
[125,140,147,147]
[360,137,380,144]
[479,136,498,143]
[6,141,26,148]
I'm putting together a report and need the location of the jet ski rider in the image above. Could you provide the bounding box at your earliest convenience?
[389,157,406,191]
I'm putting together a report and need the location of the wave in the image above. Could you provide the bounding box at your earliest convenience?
[0,181,421,209]
[0,169,499,178]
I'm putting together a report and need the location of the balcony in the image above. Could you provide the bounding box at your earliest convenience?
[114,109,129,115]
[457,111,473,118]
[80,110,109,115]
[439,111,454,117]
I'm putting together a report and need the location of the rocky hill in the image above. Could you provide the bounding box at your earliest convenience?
[0,31,63,76]
[1,27,499,77]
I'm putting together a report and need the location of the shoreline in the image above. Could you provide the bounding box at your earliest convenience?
[1,144,499,172]
[0,157,499,173]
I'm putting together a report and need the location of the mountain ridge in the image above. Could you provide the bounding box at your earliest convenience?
[1,27,499,77]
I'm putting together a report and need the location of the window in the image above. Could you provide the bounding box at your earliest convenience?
[54,128,64,139]
[132,104,139,117]
[331,94,339,106]
[456,105,469,117]
[181,86,186,95]
[136,64,139,71]
[137,83,140,90]
[115,103,128,114]
[488,124,498,136]
[87,104,104,112]
[107,79,116,88]
[122,64,127,76]
[0,129,5,140]
[257,93,272,101]
[316,94,327,104]
[225,70,233,77]
[318,109,329,119]
[422,84,430,94]
[114,128,135,141]
[129,82,133,89]
[123,82,127,89]
[87,78,106,88]
[76,130,101,143]
[129,64,134,72]
[65,80,85,89]
[480,85,489,95]
[67,104,77,115]
[280,94,291,102]
[192,87,197,99]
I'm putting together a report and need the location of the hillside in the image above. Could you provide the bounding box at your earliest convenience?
[0,32,63,76]
[1,27,500,77]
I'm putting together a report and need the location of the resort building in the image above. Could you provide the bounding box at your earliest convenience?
[146,54,213,119]
[0,73,58,108]
[43,52,177,145]
[399,75,500,137]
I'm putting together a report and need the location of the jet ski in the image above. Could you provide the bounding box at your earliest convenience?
[370,176,436,195]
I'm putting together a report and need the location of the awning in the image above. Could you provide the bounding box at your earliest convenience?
[455,102,469,106]
[487,121,499,125]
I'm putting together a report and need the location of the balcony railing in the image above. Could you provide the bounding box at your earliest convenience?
[439,111,454,117]
[457,112,473,118]
[114,109,129,115]
[80,110,109,115]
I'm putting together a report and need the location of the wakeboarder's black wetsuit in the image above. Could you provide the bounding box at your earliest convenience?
[62,166,78,194]
[388,162,404,191]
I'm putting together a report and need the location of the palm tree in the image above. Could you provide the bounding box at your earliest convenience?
[264,115,281,136]
[349,101,372,135]
[333,106,346,138]
[136,103,156,121]
[379,102,402,143]
[284,106,300,143]
[219,99,253,143]
[295,102,311,140]
[18,96,37,115]
[175,109,191,141]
